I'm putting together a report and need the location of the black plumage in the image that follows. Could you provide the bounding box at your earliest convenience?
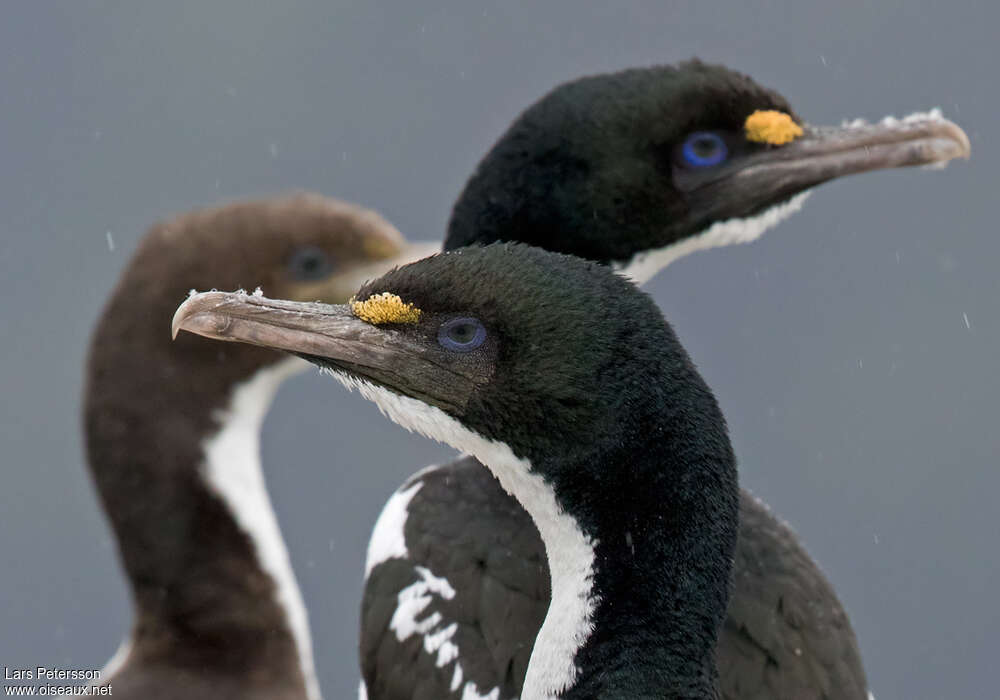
[173,243,743,697]
[363,457,866,700]
[447,60,797,264]
[362,59,965,700]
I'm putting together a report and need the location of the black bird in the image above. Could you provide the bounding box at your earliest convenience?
[174,242,743,699]
[356,62,968,700]
[82,194,435,699]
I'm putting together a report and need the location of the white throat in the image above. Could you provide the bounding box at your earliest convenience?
[615,191,811,284]
[201,357,322,700]
[325,370,597,699]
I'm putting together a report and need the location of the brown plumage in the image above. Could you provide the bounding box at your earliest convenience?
[83,193,426,699]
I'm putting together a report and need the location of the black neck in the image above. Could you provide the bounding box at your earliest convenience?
[83,287,303,678]
[567,469,736,698]
[535,364,738,698]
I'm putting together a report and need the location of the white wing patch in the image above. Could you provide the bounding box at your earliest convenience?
[390,565,456,641]
[387,565,498,700]
[201,357,322,700]
[365,480,424,579]
[462,683,501,700]
[366,462,503,698]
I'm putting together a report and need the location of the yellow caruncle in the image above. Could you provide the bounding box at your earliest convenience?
[351,292,422,325]
[744,110,803,146]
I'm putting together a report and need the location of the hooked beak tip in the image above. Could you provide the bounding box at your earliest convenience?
[171,291,230,341]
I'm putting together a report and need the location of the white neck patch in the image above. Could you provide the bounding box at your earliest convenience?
[615,191,811,285]
[201,357,322,700]
[324,369,597,699]
[97,637,133,685]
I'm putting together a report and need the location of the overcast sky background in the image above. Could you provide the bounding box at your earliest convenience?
[1,2,996,699]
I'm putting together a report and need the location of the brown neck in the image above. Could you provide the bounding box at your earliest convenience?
[83,280,309,688]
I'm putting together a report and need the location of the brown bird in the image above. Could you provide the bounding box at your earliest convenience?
[82,193,436,700]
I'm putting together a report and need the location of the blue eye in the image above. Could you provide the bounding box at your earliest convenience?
[681,132,728,167]
[438,317,486,352]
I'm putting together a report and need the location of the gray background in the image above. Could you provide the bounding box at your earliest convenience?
[1,2,996,698]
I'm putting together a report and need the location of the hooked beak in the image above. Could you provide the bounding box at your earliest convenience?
[687,110,970,218]
[172,290,478,413]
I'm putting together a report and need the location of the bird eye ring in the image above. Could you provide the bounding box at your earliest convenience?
[438,317,486,352]
[680,131,729,168]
